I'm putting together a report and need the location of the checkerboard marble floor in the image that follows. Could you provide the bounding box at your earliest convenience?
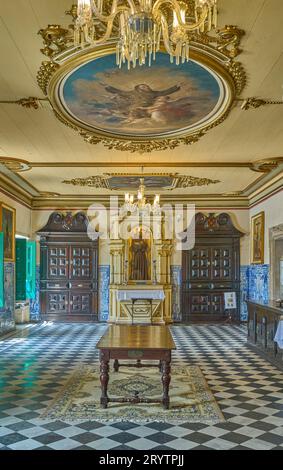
[0,322,283,450]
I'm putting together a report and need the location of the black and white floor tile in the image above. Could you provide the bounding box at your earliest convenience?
[0,322,282,450]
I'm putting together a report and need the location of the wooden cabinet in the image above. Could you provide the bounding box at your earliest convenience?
[247,301,283,367]
[182,213,243,322]
[15,239,36,301]
[38,212,99,322]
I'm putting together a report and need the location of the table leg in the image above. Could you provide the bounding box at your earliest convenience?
[100,351,109,409]
[113,359,119,372]
[161,359,171,410]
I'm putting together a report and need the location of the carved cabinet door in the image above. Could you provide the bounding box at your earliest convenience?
[47,292,69,314]
[47,246,69,279]
[69,246,92,280]
[69,293,92,314]
[189,248,211,281]
[211,247,233,281]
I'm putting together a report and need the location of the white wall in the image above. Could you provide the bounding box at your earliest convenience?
[250,189,283,264]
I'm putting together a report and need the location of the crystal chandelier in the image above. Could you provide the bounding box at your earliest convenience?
[74,0,217,68]
[120,178,161,216]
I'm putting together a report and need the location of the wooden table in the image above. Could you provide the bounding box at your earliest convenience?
[96,325,176,410]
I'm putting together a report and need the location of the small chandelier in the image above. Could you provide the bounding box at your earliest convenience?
[74,0,217,68]
[121,178,161,216]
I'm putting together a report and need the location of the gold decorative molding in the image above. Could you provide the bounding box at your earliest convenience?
[191,25,245,59]
[0,157,31,172]
[0,97,48,110]
[37,61,60,95]
[222,191,244,197]
[250,158,283,173]
[38,191,61,198]
[239,97,283,110]
[79,130,206,153]
[38,25,73,59]
[63,176,109,189]
[2,157,282,174]
[176,176,220,188]
[62,173,220,189]
[35,4,247,153]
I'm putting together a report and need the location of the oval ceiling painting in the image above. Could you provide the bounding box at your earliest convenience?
[59,52,225,138]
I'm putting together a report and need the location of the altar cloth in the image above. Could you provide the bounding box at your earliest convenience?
[117,290,165,301]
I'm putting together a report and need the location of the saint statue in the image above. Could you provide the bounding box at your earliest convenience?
[130,237,150,281]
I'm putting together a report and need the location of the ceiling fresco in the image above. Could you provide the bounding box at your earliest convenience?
[60,53,222,138]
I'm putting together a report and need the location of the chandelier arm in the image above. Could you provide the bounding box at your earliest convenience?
[152,0,208,31]
[91,16,118,43]
[159,13,179,56]
[91,0,135,22]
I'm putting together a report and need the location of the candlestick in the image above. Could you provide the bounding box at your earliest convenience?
[123,259,128,285]
[153,259,157,285]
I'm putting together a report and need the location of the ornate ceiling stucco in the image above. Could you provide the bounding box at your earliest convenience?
[62,174,221,190]
[36,5,247,153]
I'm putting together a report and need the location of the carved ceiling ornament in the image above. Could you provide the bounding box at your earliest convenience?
[36,5,248,153]
[0,97,48,110]
[0,157,31,172]
[63,175,110,189]
[250,158,283,173]
[240,97,283,111]
[62,173,220,189]
[176,175,220,188]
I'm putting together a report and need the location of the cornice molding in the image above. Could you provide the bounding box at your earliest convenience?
[0,174,32,208]
[1,157,282,210]
[248,173,283,208]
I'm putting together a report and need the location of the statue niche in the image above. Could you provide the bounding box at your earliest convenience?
[129,228,151,281]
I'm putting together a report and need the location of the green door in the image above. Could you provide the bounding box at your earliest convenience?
[0,233,4,308]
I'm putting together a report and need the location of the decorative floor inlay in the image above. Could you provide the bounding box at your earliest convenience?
[41,364,224,425]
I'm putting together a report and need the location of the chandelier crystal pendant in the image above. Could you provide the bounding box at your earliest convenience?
[121,178,161,216]
[74,0,218,68]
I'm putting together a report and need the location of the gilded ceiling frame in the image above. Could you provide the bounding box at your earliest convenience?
[36,8,247,153]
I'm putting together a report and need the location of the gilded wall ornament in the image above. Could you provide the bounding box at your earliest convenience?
[36,6,247,153]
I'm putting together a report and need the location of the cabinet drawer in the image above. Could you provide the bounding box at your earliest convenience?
[46,282,69,289]
[69,281,93,290]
